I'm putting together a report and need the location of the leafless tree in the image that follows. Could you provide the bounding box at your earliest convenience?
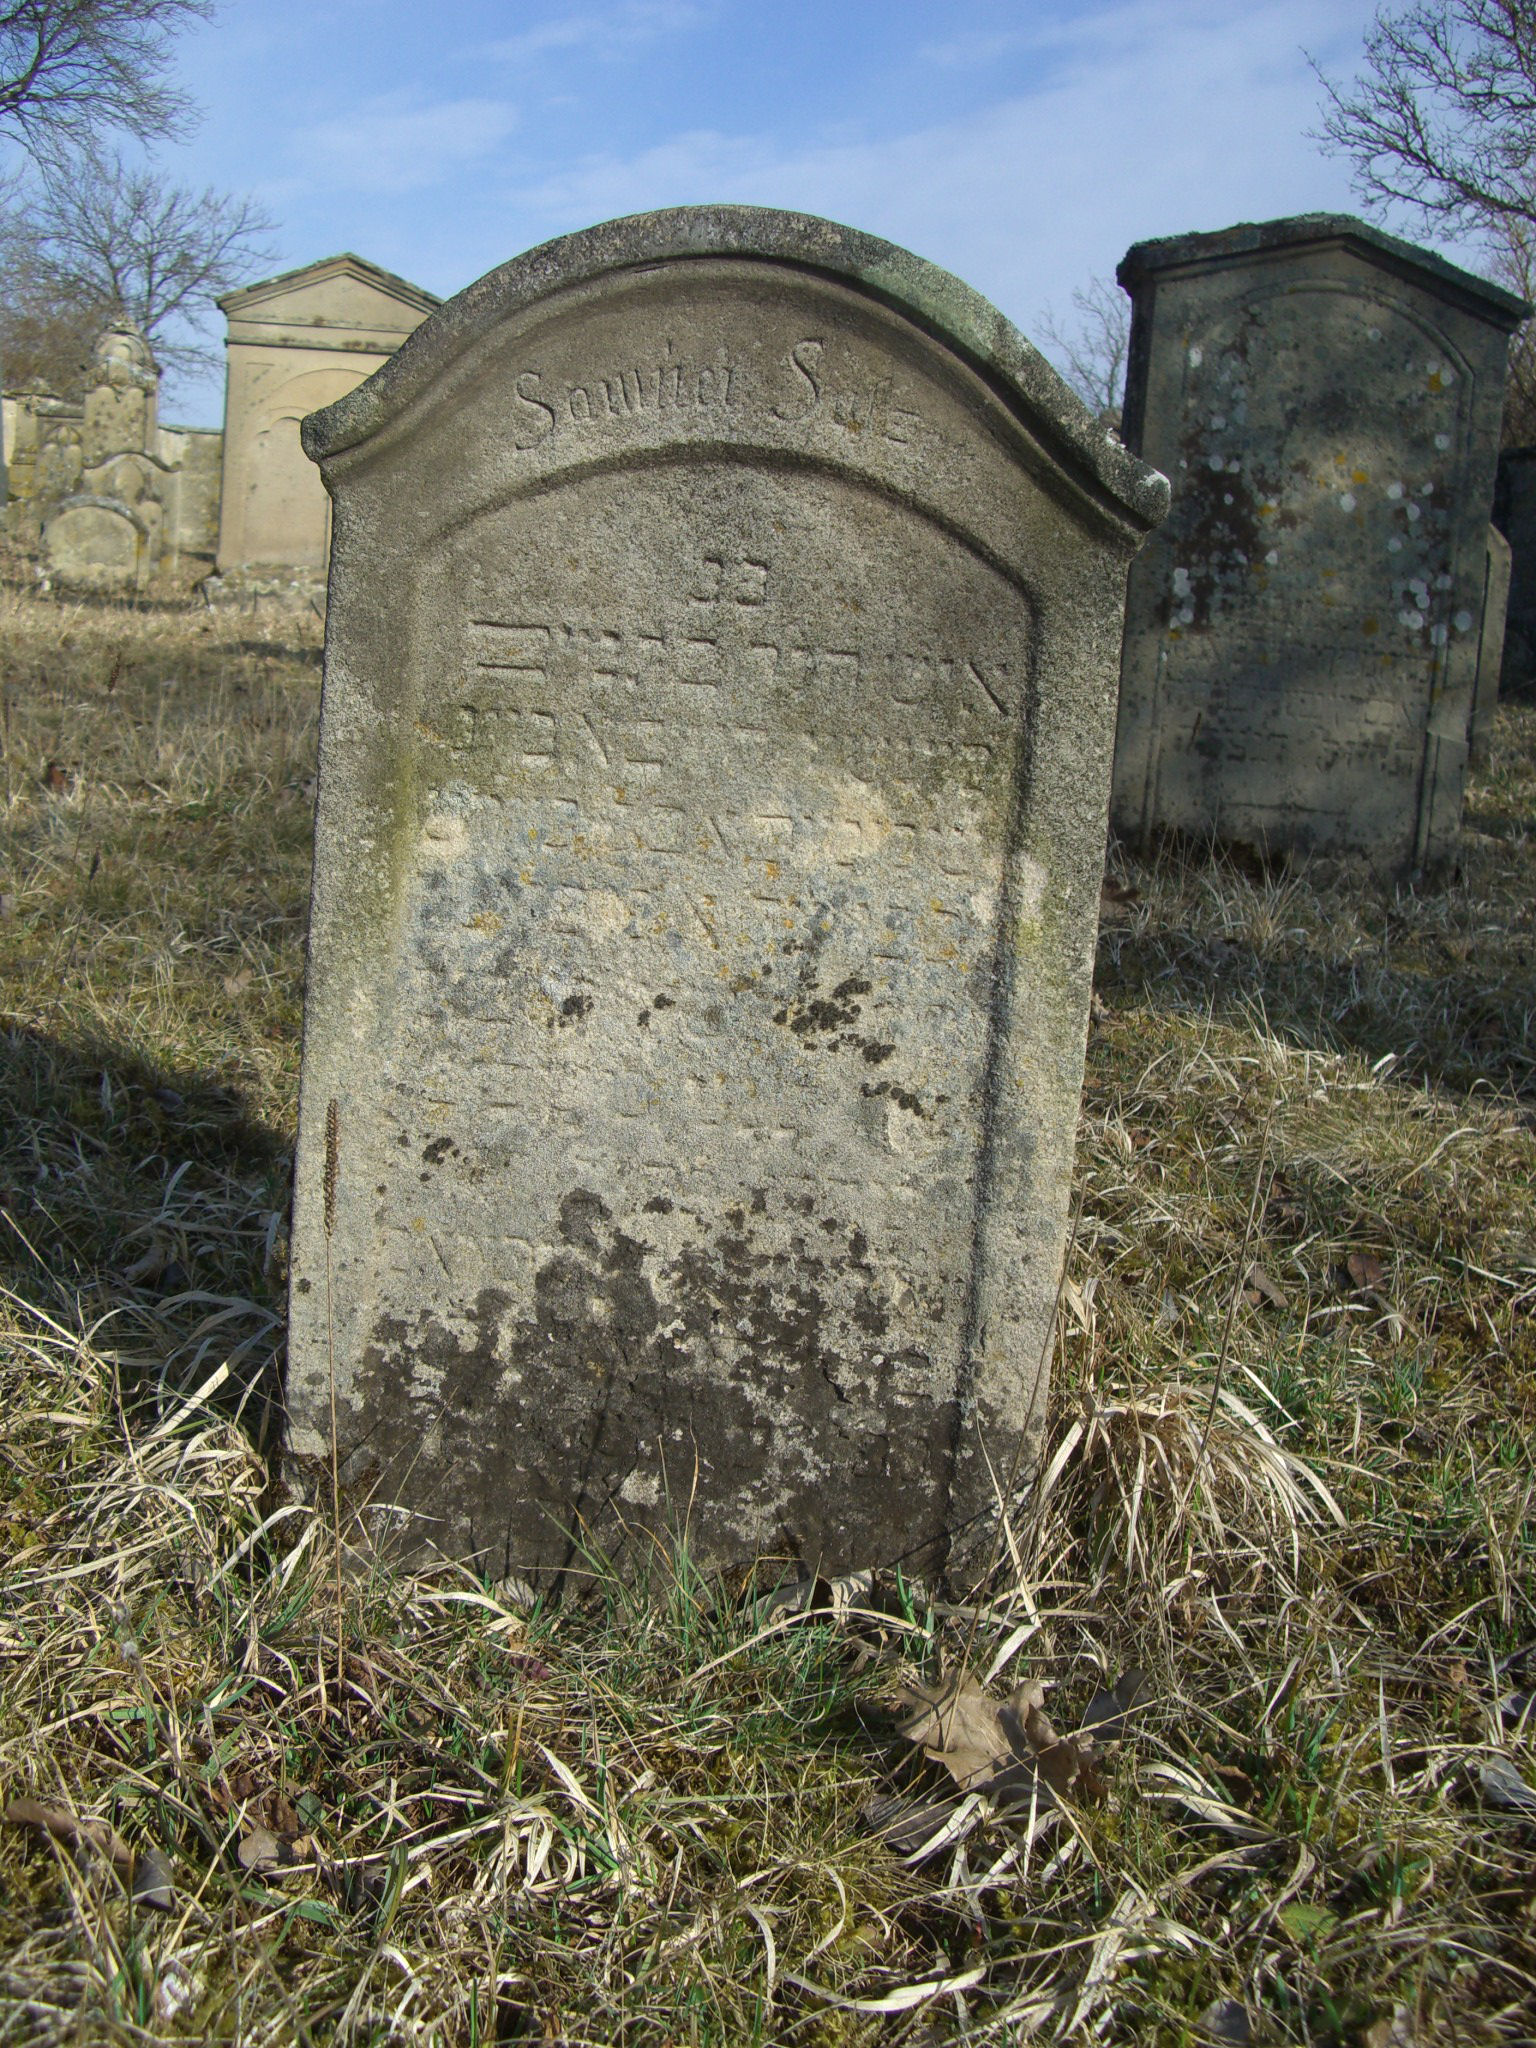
[2,142,273,385]
[0,199,99,390]
[1314,1,1536,238]
[1314,3,1536,440]
[1037,274,1131,420]
[0,0,208,152]
[1476,207,1536,437]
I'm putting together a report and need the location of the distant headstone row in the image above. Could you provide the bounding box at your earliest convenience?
[4,219,1526,863]
[4,323,220,589]
[2,253,437,603]
[284,207,1167,1583]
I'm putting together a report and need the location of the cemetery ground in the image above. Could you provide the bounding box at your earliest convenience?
[0,582,1533,2048]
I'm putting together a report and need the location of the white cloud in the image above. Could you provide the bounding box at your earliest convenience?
[918,28,1034,68]
[489,1,707,66]
[496,0,1398,345]
[300,95,520,195]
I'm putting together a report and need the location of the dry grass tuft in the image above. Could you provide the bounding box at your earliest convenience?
[2,583,1536,2042]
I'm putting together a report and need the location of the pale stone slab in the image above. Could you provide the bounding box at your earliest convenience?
[216,253,438,576]
[286,207,1166,1585]
[1113,214,1524,874]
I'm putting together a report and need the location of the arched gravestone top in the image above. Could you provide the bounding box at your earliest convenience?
[303,206,1167,529]
[287,206,1167,1587]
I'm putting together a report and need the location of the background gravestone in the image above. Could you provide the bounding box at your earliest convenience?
[1494,446,1536,703]
[215,253,438,583]
[1113,214,1524,873]
[285,207,1166,1585]
[1469,523,1512,770]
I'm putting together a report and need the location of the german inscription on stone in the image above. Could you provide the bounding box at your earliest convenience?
[1113,214,1524,873]
[287,208,1167,1582]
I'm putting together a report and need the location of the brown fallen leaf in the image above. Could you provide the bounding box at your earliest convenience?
[895,1670,1108,1807]
[42,760,73,794]
[1243,1261,1289,1309]
[237,1826,312,1875]
[896,1671,1011,1794]
[1347,1249,1387,1291]
[222,966,253,996]
[1010,1681,1090,1799]
[1081,1667,1149,1742]
[3,1796,174,1910]
[1099,877,1140,924]
[861,1789,975,1858]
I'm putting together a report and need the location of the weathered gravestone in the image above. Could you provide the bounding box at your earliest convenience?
[1469,523,1512,770]
[285,208,1167,1584]
[1113,214,1524,872]
[1494,446,1536,703]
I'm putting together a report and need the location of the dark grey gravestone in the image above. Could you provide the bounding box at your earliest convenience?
[1113,214,1524,873]
[1468,523,1511,770]
[1494,447,1536,703]
[284,207,1166,1586]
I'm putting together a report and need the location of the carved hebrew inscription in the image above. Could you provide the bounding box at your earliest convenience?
[337,458,1034,1570]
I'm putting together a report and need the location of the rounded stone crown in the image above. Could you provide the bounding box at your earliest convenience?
[92,320,157,388]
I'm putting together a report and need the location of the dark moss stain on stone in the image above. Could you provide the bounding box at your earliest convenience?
[422,1135,457,1166]
[771,972,871,1038]
[556,990,593,1028]
[861,1076,937,1119]
[767,966,910,1072]
[347,1185,956,1586]
[637,993,676,1028]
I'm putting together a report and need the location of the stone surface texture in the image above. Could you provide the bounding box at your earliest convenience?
[286,206,1166,1586]
[216,253,438,576]
[1113,213,1524,873]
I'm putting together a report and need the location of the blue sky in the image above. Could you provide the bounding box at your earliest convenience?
[81,0,1413,422]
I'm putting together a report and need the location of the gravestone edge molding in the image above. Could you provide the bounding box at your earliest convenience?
[300,203,1170,538]
[1118,211,1530,331]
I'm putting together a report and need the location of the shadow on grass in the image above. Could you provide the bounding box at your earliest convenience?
[0,1018,292,1444]
[1096,841,1536,1104]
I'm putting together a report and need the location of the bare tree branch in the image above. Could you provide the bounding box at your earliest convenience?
[0,0,210,151]
[1,142,274,386]
[1037,275,1130,419]
[1312,1,1536,234]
